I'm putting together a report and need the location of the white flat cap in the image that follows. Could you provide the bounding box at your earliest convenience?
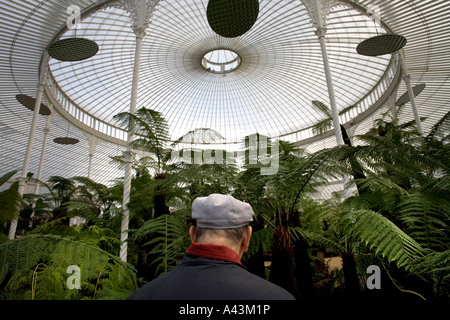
[192,194,254,229]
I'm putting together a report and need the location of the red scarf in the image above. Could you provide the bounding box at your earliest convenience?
[186,243,242,265]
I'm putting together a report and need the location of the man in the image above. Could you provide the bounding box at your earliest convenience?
[127,193,295,300]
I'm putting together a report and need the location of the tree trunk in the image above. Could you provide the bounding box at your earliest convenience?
[269,226,296,296]
[153,193,170,218]
[153,173,170,218]
[293,235,316,300]
[341,251,361,296]
[341,124,367,196]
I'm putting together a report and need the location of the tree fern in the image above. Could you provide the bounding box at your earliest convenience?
[0,181,23,224]
[0,235,47,283]
[399,192,450,251]
[133,214,188,276]
[246,227,273,257]
[113,107,170,174]
[425,110,450,143]
[0,234,137,300]
[0,170,22,225]
[342,210,424,271]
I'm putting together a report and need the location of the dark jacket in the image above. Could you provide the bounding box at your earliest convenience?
[127,245,295,300]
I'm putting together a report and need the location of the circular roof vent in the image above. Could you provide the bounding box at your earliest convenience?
[201,49,241,73]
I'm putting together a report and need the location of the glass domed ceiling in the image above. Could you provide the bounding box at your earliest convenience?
[49,0,391,143]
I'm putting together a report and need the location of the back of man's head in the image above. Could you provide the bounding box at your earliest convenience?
[190,194,255,257]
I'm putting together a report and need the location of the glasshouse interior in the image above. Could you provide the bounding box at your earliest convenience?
[0,0,449,305]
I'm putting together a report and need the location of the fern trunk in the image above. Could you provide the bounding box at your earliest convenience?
[340,124,367,196]
[153,173,170,218]
[268,226,296,296]
[293,235,315,300]
[341,251,361,296]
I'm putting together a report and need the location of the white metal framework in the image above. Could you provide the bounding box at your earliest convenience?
[1,0,449,186]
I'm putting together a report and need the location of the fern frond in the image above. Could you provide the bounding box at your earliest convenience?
[0,170,18,187]
[247,227,273,257]
[0,234,137,300]
[133,214,188,276]
[426,110,450,142]
[414,249,450,275]
[342,210,424,271]
[312,118,333,136]
[399,192,450,250]
[311,100,332,118]
[0,181,23,224]
[0,235,47,283]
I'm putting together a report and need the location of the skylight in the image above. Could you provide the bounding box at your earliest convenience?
[201,49,241,74]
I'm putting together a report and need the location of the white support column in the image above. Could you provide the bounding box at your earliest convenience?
[398,51,423,136]
[119,0,149,262]
[35,106,54,191]
[315,26,345,146]
[85,134,100,179]
[388,95,397,120]
[120,150,133,262]
[9,68,49,239]
[28,105,54,228]
[308,0,350,198]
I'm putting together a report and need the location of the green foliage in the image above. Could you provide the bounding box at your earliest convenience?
[133,214,189,276]
[1,108,449,301]
[0,234,137,300]
[399,192,450,251]
[113,107,170,174]
[310,100,357,136]
[0,170,18,186]
[0,181,23,224]
[247,227,273,257]
[0,170,23,224]
[342,210,424,271]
